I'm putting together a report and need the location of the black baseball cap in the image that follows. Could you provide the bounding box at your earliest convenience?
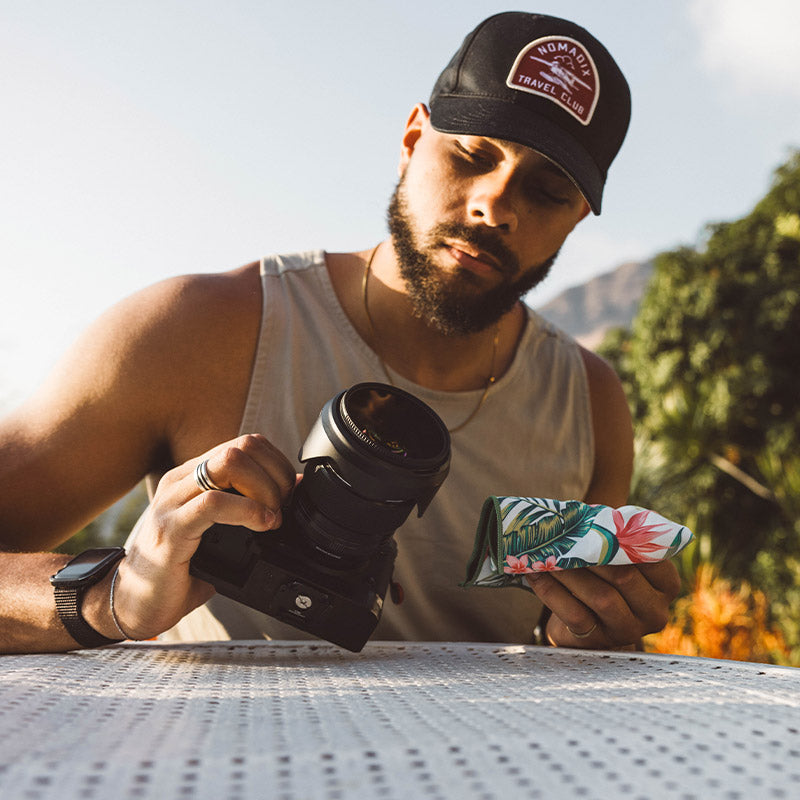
[429,12,631,214]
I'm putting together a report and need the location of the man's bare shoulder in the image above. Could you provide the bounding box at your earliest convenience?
[578,346,622,395]
[110,262,262,340]
[85,261,265,448]
[76,262,263,390]
[0,263,264,548]
[32,263,262,408]
[578,346,633,507]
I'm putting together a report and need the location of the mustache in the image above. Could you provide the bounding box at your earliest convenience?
[427,223,520,275]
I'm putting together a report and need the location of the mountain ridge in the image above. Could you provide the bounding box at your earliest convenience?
[533,259,654,349]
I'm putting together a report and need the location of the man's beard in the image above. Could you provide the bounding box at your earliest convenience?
[386,179,558,336]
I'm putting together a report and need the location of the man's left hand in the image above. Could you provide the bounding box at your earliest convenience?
[526,561,681,649]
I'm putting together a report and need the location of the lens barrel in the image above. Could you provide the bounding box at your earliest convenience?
[291,463,413,564]
[300,383,450,506]
[293,383,451,564]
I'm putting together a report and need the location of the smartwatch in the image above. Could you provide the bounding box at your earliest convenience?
[50,547,126,649]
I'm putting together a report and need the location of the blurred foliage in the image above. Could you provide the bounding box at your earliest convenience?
[599,151,800,664]
[54,483,149,554]
[644,563,792,665]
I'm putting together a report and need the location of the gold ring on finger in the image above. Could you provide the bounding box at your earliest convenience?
[566,622,598,639]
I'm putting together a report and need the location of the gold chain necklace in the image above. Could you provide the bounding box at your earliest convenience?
[360,245,499,434]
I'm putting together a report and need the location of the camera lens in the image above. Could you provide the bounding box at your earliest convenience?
[341,384,448,462]
[291,382,451,566]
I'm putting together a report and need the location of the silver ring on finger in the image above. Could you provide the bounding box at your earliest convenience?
[194,459,224,492]
[566,622,598,639]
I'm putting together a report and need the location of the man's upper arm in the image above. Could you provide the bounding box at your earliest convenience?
[579,347,633,508]
[0,277,205,551]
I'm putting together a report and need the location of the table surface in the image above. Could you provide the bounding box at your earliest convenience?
[1,641,799,800]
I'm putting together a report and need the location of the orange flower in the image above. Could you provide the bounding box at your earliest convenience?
[645,563,790,664]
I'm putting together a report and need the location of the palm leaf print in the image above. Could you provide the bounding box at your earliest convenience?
[661,527,692,561]
[580,520,620,565]
[498,498,602,564]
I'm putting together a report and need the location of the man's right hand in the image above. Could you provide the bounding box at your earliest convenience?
[85,434,298,642]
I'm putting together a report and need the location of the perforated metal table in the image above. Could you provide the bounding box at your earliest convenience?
[1,641,798,799]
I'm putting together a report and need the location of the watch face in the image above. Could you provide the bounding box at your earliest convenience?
[52,548,124,586]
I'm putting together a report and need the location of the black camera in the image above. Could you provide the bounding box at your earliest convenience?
[189,382,451,652]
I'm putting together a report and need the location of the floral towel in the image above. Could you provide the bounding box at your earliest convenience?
[463,496,694,589]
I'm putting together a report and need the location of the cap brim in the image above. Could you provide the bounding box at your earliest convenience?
[430,95,604,214]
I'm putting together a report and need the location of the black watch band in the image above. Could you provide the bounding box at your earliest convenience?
[53,585,124,648]
[50,547,126,649]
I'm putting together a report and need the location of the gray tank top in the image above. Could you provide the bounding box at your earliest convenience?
[161,250,593,644]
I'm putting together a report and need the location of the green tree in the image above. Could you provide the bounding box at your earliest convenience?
[600,151,800,652]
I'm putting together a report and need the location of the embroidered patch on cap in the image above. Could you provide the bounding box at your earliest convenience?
[506,36,599,125]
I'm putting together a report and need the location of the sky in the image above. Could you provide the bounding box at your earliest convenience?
[1,0,799,411]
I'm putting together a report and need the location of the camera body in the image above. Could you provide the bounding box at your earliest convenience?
[188,518,398,653]
[189,383,450,652]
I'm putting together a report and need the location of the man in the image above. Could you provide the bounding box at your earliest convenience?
[0,12,679,653]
